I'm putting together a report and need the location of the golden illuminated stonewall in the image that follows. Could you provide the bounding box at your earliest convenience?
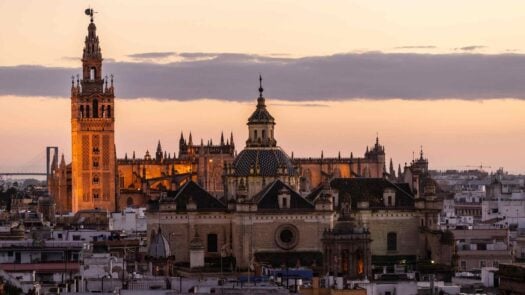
[70,16,117,212]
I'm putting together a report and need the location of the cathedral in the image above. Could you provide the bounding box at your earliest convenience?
[49,13,453,277]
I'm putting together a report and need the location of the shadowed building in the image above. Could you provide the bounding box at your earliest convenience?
[323,189,372,279]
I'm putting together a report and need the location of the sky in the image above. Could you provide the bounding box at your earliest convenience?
[1,1,525,174]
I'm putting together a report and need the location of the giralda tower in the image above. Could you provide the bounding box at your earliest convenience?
[71,10,117,212]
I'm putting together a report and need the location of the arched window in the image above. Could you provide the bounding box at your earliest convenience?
[254,130,258,140]
[101,105,105,118]
[86,105,90,118]
[388,196,392,206]
[79,105,84,118]
[90,67,96,80]
[92,99,99,118]
[107,105,111,118]
[262,130,266,139]
[387,232,397,251]
[207,234,218,253]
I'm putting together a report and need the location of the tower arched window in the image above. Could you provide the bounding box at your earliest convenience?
[86,105,90,118]
[101,105,105,118]
[92,99,99,118]
[90,67,96,80]
[79,105,84,118]
[254,130,258,141]
[107,105,111,118]
[262,130,266,140]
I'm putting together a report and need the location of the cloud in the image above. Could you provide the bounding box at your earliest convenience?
[178,52,218,60]
[2,52,525,101]
[270,103,330,107]
[128,51,176,59]
[456,45,486,51]
[395,45,436,49]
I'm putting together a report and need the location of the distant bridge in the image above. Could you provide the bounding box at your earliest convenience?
[0,146,59,180]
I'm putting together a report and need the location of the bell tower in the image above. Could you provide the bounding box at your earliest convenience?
[71,9,116,212]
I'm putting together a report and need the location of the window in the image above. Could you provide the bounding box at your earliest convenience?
[107,105,111,118]
[254,130,258,140]
[93,176,99,184]
[93,147,100,154]
[57,233,63,239]
[79,105,84,118]
[207,234,218,253]
[72,235,81,241]
[262,130,266,139]
[282,197,288,208]
[86,105,90,118]
[93,161,99,168]
[388,196,392,206]
[460,260,466,270]
[93,193,99,199]
[387,232,397,251]
[480,260,486,268]
[90,67,96,80]
[92,99,99,118]
[275,225,299,250]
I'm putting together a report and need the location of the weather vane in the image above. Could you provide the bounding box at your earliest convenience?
[84,8,96,23]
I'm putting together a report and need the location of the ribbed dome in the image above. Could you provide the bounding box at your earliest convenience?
[148,229,171,258]
[248,97,275,124]
[232,147,296,177]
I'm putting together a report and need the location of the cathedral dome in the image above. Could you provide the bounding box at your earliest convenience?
[232,147,296,177]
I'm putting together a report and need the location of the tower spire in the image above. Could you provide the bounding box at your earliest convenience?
[259,74,264,97]
[246,75,276,147]
[85,8,95,23]
[257,74,266,107]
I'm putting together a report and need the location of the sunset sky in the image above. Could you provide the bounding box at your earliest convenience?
[1,1,525,174]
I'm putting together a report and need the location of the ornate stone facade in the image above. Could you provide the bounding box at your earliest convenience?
[70,17,117,212]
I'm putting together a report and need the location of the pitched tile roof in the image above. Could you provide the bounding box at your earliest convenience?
[330,178,415,209]
[253,180,314,210]
[165,180,226,211]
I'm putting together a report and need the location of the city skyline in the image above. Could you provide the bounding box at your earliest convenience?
[1,1,524,174]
